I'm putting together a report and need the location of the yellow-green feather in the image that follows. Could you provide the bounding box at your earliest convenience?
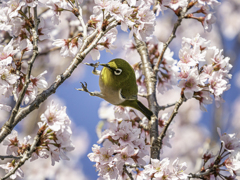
[99,58,153,120]
[120,100,153,120]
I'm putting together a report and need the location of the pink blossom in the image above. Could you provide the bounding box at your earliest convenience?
[40,100,70,131]
[19,39,33,52]
[0,162,24,179]
[225,153,240,176]
[30,71,48,90]
[172,158,188,179]
[0,39,18,66]
[208,71,229,97]
[169,0,188,10]
[217,128,240,152]
[202,13,216,32]
[194,90,213,111]
[178,68,203,99]
[97,162,118,180]
[16,82,37,105]
[197,0,221,9]
[0,104,12,112]
[88,144,101,162]
[114,145,136,168]
[2,130,19,156]
[143,158,171,179]
[52,39,71,57]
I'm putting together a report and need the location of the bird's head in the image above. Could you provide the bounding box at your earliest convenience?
[100,58,133,77]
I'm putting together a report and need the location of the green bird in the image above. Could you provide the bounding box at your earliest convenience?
[77,58,153,120]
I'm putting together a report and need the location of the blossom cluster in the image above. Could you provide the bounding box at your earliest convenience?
[0,39,48,108]
[198,128,240,179]
[0,101,74,179]
[126,36,179,94]
[0,0,49,107]
[52,0,156,60]
[178,34,232,111]
[88,105,186,179]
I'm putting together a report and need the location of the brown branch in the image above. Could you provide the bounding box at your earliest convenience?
[158,96,185,152]
[158,98,187,111]
[133,34,160,160]
[188,169,212,179]
[0,155,22,160]
[0,19,118,143]
[14,47,60,61]
[123,165,134,180]
[154,0,191,72]
[1,125,45,180]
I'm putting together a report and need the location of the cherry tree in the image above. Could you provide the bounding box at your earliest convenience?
[0,0,240,179]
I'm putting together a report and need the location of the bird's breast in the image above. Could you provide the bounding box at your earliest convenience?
[99,71,124,105]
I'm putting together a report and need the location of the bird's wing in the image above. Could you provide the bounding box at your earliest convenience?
[120,88,138,101]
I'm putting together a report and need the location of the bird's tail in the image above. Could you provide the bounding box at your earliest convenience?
[136,100,153,120]
[121,100,153,120]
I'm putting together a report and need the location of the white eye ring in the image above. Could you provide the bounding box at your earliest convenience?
[114,68,122,75]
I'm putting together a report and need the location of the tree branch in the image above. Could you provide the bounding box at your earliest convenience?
[1,6,40,142]
[0,20,118,143]
[123,165,134,180]
[0,155,22,160]
[188,169,212,179]
[158,95,186,153]
[154,0,191,71]
[133,34,160,160]
[75,1,87,38]
[1,126,45,180]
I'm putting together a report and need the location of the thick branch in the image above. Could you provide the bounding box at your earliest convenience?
[133,34,160,160]
[0,20,118,143]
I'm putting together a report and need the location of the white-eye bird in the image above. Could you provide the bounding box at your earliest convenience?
[77,58,153,120]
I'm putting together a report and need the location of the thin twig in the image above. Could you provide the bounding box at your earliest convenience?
[0,155,22,160]
[188,169,212,179]
[133,34,160,160]
[158,98,187,111]
[75,2,87,38]
[1,126,45,180]
[123,165,134,180]
[14,47,60,61]
[154,0,191,72]
[158,96,185,153]
[0,19,118,143]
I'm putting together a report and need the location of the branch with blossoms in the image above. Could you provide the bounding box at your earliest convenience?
[0,7,119,144]
[188,128,240,179]
[0,101,74,180]
[0,0,237,179]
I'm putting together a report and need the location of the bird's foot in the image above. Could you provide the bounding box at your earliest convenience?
[76,82,93,95]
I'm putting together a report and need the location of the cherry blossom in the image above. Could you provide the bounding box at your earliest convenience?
[40,100,70,131]
[217,127,240,152]
[2,130,19,156]
[0,162,24,179]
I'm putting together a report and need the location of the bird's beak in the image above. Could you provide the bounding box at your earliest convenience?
[100,63,114,71]
[100,63,109,68]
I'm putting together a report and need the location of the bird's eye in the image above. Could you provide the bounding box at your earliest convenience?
[114,68,122,75]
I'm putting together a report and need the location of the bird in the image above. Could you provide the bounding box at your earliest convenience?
[76,58,153,120]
